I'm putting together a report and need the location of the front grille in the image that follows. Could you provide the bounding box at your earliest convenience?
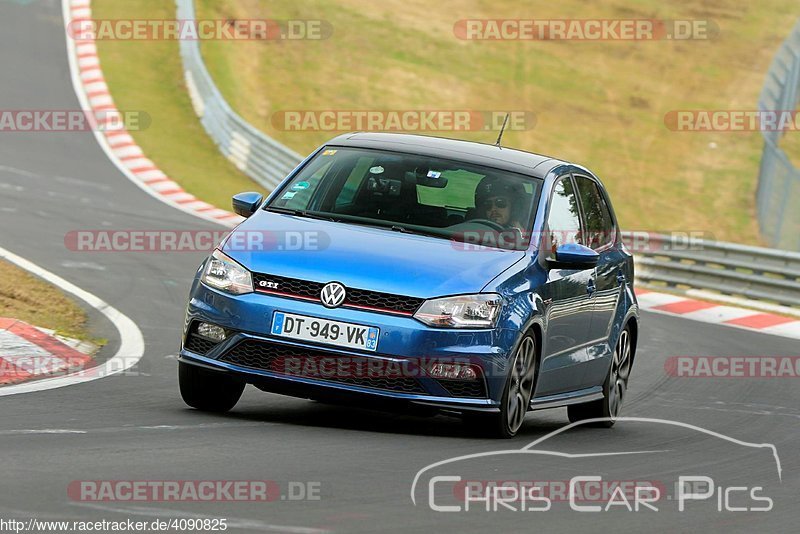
[220,339,427,394]
[252,273,424,315]
[345,287,422,314]
[254,273,323,300]
[436,379,486,398]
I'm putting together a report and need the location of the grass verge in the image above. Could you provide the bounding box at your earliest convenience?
[0,260,101,343]
[192,0,799,245]
[92,0,266,209]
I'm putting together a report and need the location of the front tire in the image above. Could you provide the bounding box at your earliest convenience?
[179,361,245,413]
[467,334,537,438]
[567,324,633,427]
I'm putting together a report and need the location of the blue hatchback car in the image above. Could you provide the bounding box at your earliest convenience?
[179,133,639,437]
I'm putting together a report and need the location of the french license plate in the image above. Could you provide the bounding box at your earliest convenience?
[271,312,380,352]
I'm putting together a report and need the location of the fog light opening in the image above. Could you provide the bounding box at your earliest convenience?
[196,322,227,342]
[428,363,480,381]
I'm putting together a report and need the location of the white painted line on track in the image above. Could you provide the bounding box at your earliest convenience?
[0,245,144,396]
[0,429,88,435]
[61,0,242,229]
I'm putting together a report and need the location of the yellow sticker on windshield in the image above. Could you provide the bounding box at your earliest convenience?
[322,149,338,156]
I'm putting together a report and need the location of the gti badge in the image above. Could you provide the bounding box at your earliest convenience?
[320,282,346,308]
[258,280,279,290]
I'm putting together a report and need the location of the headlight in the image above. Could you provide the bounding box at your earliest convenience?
[414,294,503,328]
[201,249,253,295]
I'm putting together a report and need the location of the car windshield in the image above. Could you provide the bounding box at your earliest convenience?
[266,147,542,251]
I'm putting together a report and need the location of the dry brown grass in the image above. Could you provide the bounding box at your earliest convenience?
[195,0,798,244]
[0,260,94,341]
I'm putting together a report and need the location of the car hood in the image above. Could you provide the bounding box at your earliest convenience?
[222,211,526,298]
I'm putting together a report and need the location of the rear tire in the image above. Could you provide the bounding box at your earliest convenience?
[567,324,633,427]
[179,361,245,413]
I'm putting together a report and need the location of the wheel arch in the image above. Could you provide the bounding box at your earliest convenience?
[517,316,544,396]
[625,314,639,367]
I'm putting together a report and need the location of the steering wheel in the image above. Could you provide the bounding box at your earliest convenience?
[469,218,506,232]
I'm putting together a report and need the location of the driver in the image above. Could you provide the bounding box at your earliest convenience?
[473,176,525,232]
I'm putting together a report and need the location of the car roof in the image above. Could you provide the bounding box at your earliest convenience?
[325,132,568,179]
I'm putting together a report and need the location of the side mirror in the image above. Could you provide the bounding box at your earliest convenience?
[548,243,599,270]
[232,192,264,218]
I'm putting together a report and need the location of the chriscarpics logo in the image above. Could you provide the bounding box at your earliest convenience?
[411,418,782,521]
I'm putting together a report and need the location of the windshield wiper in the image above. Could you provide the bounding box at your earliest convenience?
[266,206,337,222]
[388,224,448,239]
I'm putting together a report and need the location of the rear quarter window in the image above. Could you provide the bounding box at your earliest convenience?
[574,175,616,250]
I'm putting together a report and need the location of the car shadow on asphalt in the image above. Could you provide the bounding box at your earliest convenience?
[177,395,569,441]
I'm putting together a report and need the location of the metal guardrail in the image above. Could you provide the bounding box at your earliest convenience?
[174,1,800,311]
[175,0,303,191]
[756,19,800,252]
[628,233,800,309]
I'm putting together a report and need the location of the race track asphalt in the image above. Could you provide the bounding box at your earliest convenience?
[0,2,797,532]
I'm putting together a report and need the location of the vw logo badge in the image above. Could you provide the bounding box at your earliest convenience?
[320,282,346,308]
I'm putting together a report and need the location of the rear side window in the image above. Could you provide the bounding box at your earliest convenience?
[574,175,615,250]
[545,177,582,254]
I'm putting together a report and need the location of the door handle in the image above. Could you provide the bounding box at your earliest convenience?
[587,279,596,295]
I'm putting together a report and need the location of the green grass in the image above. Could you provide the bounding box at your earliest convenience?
[91,0,799,245]
[189,0,799,245]
[92,0,267,209]
[0,261,100,343]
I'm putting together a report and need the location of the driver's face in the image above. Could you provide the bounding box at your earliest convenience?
[483,196,511,225]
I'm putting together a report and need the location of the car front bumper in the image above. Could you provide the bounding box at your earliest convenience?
[179,280,520,412]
